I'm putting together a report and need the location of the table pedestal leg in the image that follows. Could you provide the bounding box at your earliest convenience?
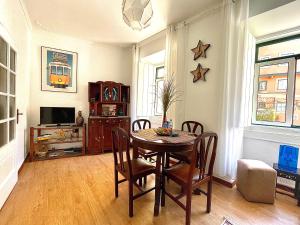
[154,153,162,216]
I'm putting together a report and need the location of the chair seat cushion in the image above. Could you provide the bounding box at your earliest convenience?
[117,158,155,178]
[170,150,193,163]
[165,163,202,185]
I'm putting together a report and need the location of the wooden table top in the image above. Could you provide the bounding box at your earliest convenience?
[131,129,197,147]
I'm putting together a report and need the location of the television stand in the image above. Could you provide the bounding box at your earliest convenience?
[45,124,72,127]
[29,124,86,161]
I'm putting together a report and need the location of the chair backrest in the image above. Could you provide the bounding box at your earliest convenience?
[189,132,218,182]
[181,121,204,134]
[132,119,151,131]
[112,127,132,177]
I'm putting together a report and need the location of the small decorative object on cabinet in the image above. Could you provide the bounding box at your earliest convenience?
[76,110,84,126]
[190,63,209,83]
[191,40,210,60]
[29,124,86,161]
[87,81,130,154]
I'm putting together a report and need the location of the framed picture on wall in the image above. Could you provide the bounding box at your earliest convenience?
[41,46,78,93]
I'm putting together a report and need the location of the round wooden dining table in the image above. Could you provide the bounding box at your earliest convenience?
[131,128,197,216]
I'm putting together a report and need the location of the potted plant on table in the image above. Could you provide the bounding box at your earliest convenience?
[160,76,180,126]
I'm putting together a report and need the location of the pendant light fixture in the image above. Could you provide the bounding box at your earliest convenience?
[122,0,153,31]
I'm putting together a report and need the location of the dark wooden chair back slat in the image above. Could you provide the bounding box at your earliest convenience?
[132,119,151,131]
[182,121,204,134]
[190,132,218,182]
[112,127,132,176]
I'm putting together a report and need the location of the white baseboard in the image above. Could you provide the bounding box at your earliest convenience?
[0,169,18,209]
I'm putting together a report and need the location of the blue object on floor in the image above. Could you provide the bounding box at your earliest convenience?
[278,145,299,172]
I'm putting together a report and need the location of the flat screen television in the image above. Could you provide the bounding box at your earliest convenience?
[40,107,75,125]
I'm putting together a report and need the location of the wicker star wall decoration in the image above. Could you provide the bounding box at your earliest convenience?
[191,40,210,60]
[190,63,209,83]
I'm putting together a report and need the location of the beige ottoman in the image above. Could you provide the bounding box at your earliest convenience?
[237,159,277,204]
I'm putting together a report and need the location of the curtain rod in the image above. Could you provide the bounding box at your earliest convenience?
[175,1,230,29]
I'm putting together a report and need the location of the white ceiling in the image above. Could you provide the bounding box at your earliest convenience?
[249,0,300,38]
[23,0,220,45]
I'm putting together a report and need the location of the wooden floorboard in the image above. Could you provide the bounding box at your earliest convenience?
[0,154,299,225]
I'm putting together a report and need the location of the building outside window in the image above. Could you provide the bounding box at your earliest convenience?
[258,81,267,91]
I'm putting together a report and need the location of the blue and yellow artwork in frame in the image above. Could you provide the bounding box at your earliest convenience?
[41,46,78,93]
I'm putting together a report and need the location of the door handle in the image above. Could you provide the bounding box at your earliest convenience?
[17,109,23,124]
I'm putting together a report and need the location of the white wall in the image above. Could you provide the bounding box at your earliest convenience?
[175,9,223,133]
[0,0,32,208]
[29,28,132,126]
[243,125,300,169]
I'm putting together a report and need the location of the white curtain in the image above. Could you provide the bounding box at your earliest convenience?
[215,0,256,180]
[136,61,156,117]
[131,44,139,124]
[165,24,188,129]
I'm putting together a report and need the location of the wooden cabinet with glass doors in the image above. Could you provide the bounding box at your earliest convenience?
[87,81,130,154]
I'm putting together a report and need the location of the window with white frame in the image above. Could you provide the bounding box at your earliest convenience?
[154,66,165,115]
[277,78,287,90]
[258,81,267,91]
[253,34,300,127]
[0,35,16,148]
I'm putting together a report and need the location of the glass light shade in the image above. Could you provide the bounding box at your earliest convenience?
[122,0,153,31]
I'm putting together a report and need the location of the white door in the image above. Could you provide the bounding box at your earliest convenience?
[0,32,19,208]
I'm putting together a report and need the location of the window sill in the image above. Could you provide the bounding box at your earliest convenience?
[244,125,300,145]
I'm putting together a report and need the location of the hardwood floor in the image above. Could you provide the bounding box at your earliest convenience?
[0,154,299,225]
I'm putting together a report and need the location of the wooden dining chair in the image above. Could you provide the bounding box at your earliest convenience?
[112,127,156,217]
[166,121,204,167]
[132,119,158,162]
[162,132,218,225]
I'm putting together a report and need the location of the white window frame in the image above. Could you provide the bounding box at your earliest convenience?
[252,57,296,127]
[154,65,165,116]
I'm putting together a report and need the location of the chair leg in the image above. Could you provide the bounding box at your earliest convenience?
[185,186,192,225]
[161,173,165,207]
[206,180,212,213]
[114,169,118,198]
[129,180,134,217]
[165,153,170,168]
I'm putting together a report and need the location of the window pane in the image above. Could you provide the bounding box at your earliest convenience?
[10,48,16,72]
[10,73,15,95]
[57,66,63,75]
[51,66,56,74]
[9,97,15,118]
[0,122,8,147]
[258,37,300,61]
[0,66,7,93]
[9,120,15,141]
[256,63,289,123]
[156,67,165,79]
[63,67,70,76]
[293,59,300,126]
[0,37,7,66]
[0,95,7,120]
[155,80,164,115]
